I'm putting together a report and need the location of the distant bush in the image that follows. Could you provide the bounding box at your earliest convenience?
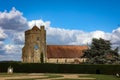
[0,62,120,75]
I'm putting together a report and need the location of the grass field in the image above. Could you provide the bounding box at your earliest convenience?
[0,73,119,80]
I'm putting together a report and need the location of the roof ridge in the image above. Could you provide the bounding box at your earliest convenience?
[32,25,40,30]
[47,45,88,46]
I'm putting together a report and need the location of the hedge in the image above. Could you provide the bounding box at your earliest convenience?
[0,61,120,75]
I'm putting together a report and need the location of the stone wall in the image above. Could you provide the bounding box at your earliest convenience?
[22,25,46,63]
[47,58,87,64]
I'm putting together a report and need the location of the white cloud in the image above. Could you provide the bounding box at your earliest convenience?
[13,32,24,45]
[3,44,22,54]
[0,7,27,61]
[0,7,28,31]
[28,19,50,29]
[4,44,15,54]
[0,43,23,61]
[4,44,16,54]
[0,54,21,61]
[111,28,120,44]
[0,27,7,41]
[47,27,111,45]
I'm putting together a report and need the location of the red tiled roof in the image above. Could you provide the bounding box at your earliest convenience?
[47,45,88,58]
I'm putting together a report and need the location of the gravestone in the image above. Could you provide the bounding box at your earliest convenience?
[7,66,13,74]
[116,73,120,78]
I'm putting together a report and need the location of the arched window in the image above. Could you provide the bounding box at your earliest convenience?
[34,44,39,50]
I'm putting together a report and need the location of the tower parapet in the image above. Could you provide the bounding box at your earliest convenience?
[22,25,46,63]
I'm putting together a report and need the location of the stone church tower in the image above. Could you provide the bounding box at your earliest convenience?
[22,25,46,63]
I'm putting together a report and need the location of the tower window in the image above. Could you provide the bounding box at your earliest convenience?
[34,44,39,50]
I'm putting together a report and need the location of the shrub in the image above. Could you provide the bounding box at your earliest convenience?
[0,61,120,75]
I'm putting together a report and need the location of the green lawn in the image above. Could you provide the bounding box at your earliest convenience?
[0,73,29,77]
[0,73,120,80]
[50,74,120,80]
[90,74,120,80]
[44,74,63,78]
[3,73,63,80]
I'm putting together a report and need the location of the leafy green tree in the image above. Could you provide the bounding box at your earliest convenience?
[40,52,44,63]
[83,38,120,64]
[113,47,119,56]
[83,38,111,58]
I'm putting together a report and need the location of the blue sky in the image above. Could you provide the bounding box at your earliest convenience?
[1,0,120,61]
[0,0,120,32]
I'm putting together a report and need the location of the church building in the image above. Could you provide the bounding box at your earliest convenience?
[22,25,88,63]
